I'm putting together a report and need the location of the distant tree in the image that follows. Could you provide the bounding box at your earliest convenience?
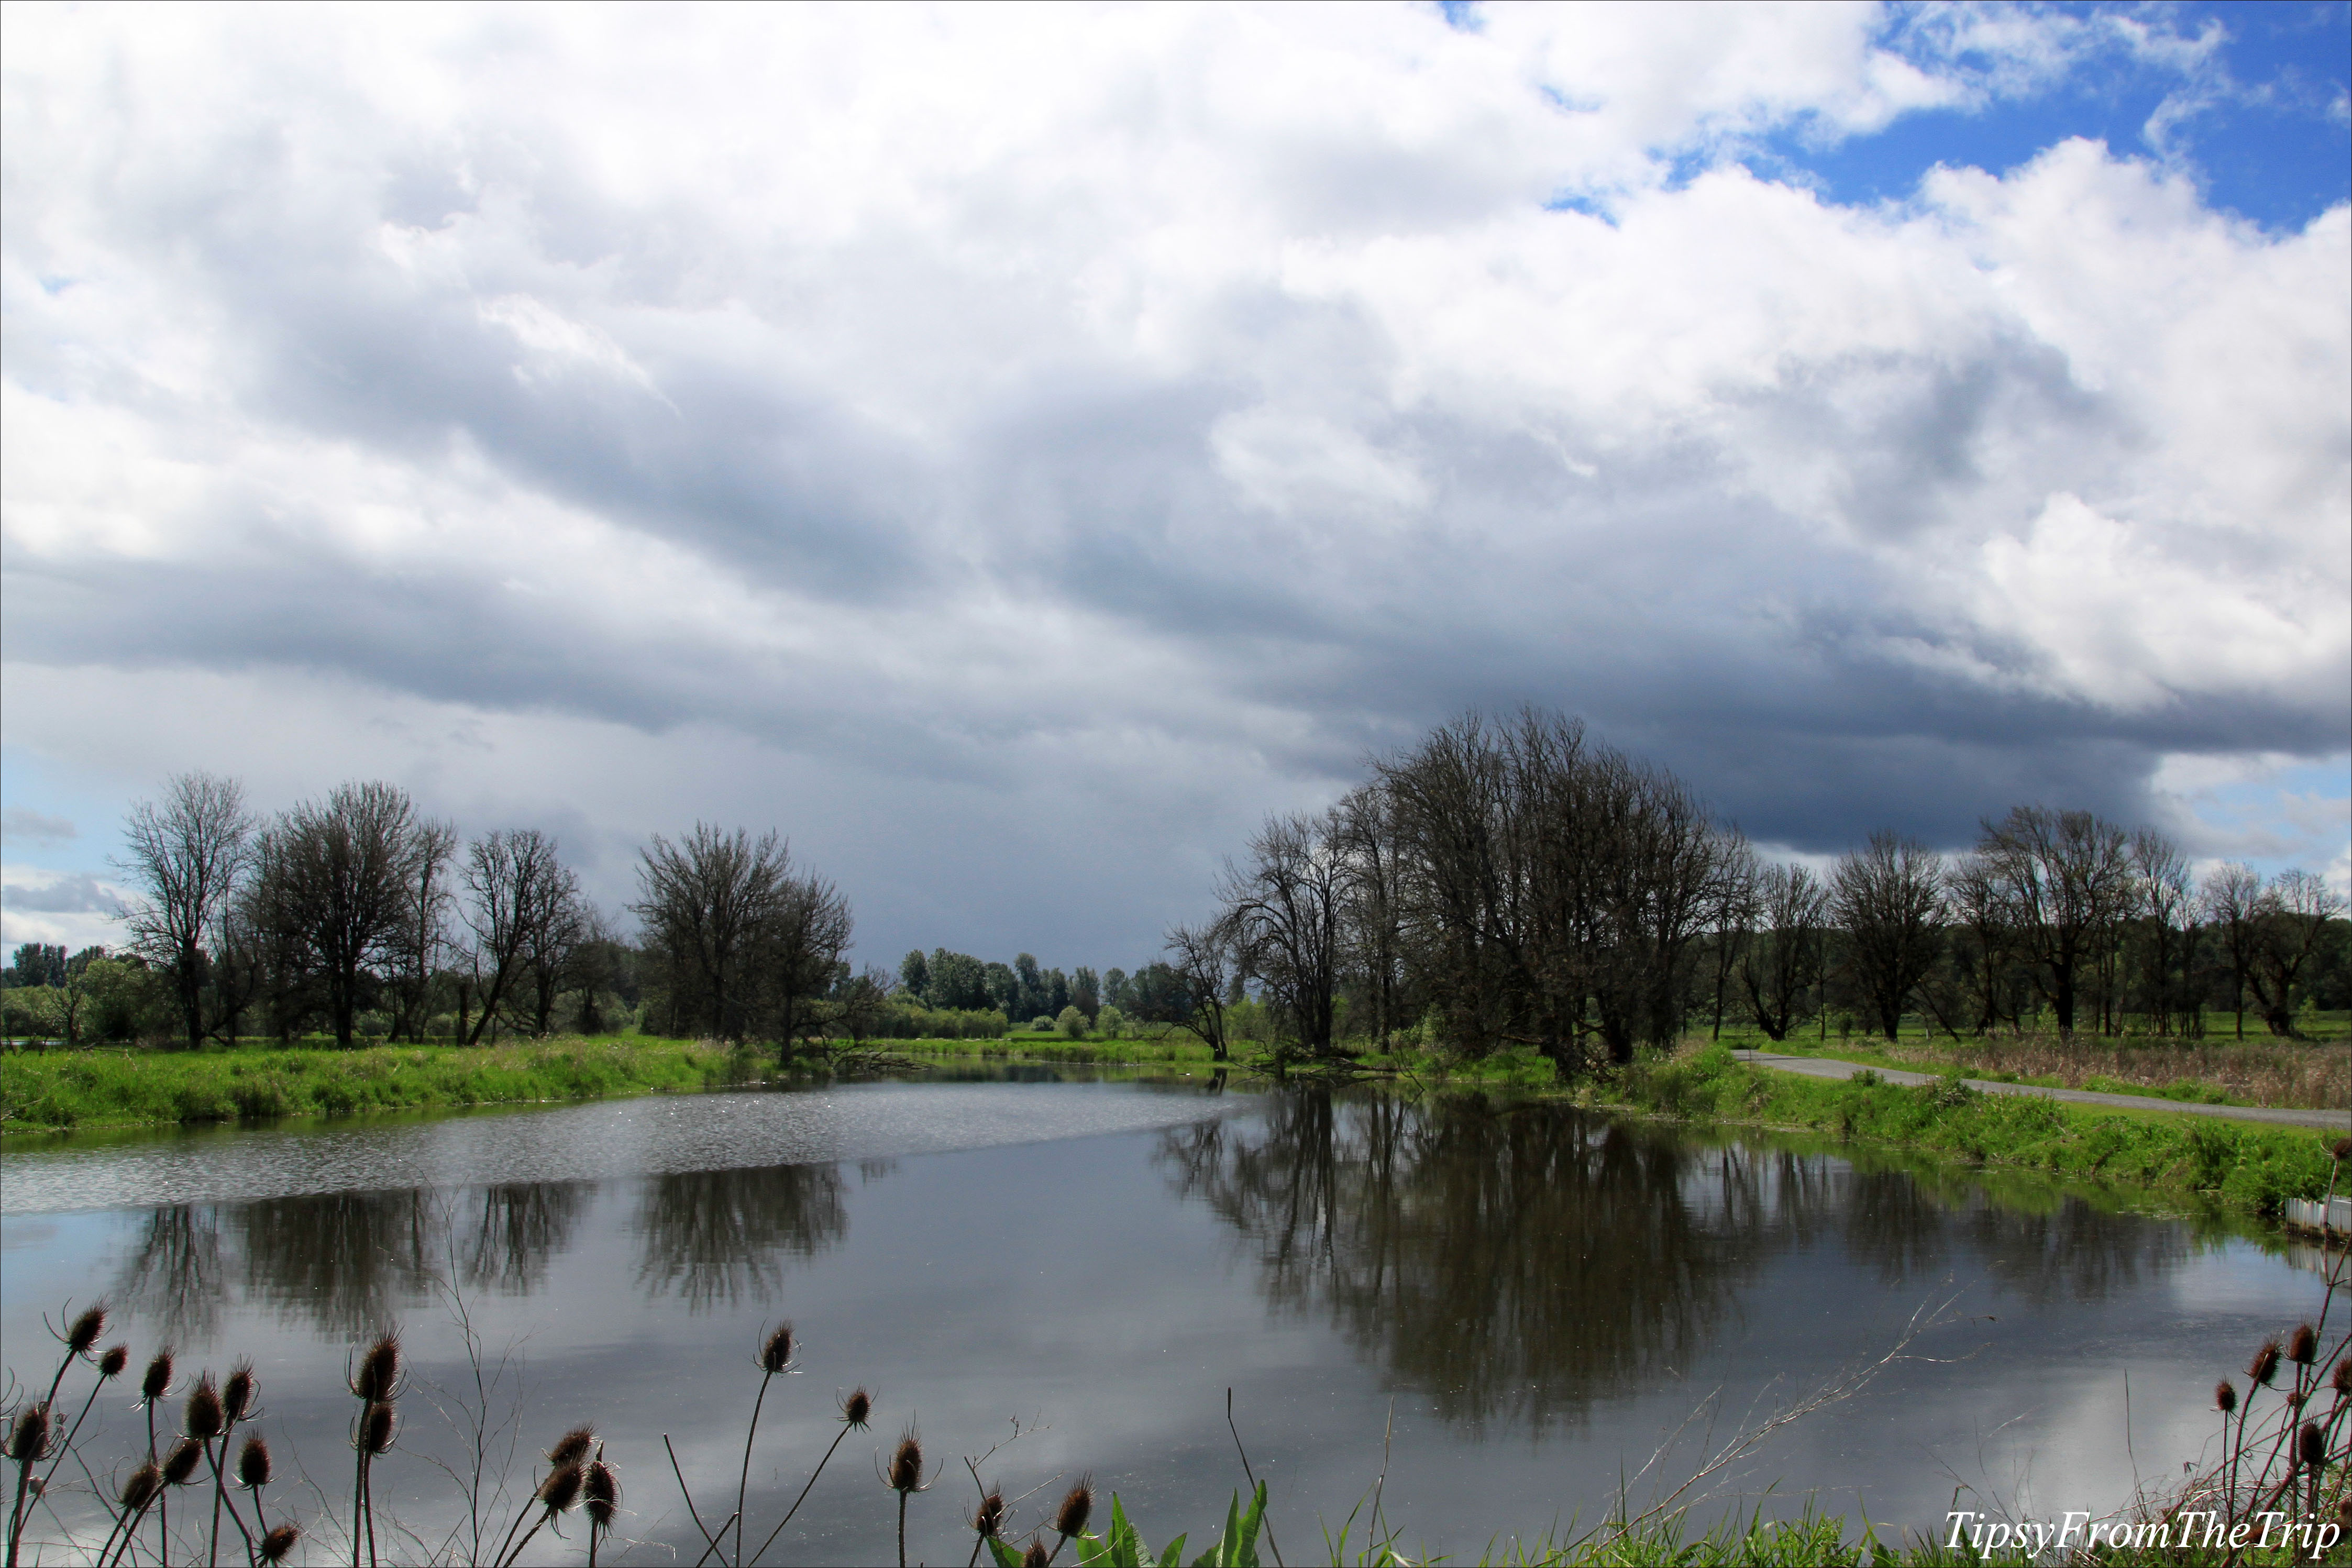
[1740,862,1828,1042]
[2201,863,2263,1041]
[1013,954,1045,1020]
[10,944,68,989]
[1974,807,2131,1035]
[1072,965,1101,1022]
[1831,833,1945,1042]
[633,825,849,1059]
[835,965,897,1045]
[1045,967,1072,1018]
[1703,841,1759,1042]
[1056,1004,1086,1039]
[925,949,992,1011]
[1218,811,1345,1057]
[249,782,433,1047]
[460,829,579,1045]
[981,960,1019,1018]
[1096,1003,1130,1039]
[2129,828,2196,1035]
[383,819,458,1043]
[117,771,255,1049]
[1102,967,1133,1012]
[899,949,931,999]
[2246,869,2346,1036]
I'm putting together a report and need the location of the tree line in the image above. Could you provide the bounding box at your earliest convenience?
[0,774,859,1056]
[1160,709,2349,1074]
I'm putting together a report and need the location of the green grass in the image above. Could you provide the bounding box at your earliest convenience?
[0,1035,769,1133]
[1595,1043,2339,1222]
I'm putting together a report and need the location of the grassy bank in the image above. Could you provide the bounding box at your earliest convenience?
[1595,1042,2339,1222]
[0,1035,766,1132]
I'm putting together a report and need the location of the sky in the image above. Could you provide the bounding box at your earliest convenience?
[3,0,2347,970]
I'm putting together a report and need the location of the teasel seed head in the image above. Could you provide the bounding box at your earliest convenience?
[545,1425,595,1470]
[237,1434,273,1489]
[141,1349,175,1403]
[760,1322,796,1375]
[2290,1323,2320,1366]
[2250,1338,2282,1387]
[119,1461,163,1512]
[162,1437,205,1486]
[972,1486,1007,1539]
[223,1360,257,1423]
[537,1461,585,1515]
[260,1522,301,1563]
[185,1373,226,1439]
[2334,1136,2351,1162]
[2339,1496,2352,1532]
[99,1344,129,1379]
[351,1331,402,1403]
[840,1387,873,1429]
[7,1404,53,1464]
[66,1304,108,1356]
[1021,1537,1050,1568]
[1053,1476,1094,1540]
[584,1455,620,1533]
[2216,1379,2237,1415]
[2336,1358,2351,1400]
[2300,1419,2327,1470]
[360,1400,397,1456]
[887,1426,925,1494]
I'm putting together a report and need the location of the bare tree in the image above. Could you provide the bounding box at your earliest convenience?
[1703,840,1759,1042]
[1973,806,2132,1035]
[1219,811,1347,1057]
[2200,862,2263,1041]
[1164,919,1239,1062]
[459,829,578,1044]
[1740,862,1827,1042]
[386,818,458,1042]
[1831,833,1945,1042]
[1334,783,1410,1048]
[248,782,429,1047]
[632,825,850,1060]
[2246,868,2346,1036]
[117,771,255,1049]
[2129,827,2195,1036]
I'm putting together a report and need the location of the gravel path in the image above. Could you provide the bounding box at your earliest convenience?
[1730,1049,2351,1133]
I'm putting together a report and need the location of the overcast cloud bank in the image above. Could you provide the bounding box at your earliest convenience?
[3,2,2346,964]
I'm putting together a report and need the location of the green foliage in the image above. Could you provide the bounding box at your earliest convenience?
[1057,1004,1088,1039]
[1606,1049,2336,1220]
[991,1483,1263,1568]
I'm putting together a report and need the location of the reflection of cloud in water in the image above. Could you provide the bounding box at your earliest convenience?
[1165,1091,2196,1434]
[633,1164,848,1312]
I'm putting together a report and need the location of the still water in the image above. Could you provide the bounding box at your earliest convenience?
[0,1074,2310,1563]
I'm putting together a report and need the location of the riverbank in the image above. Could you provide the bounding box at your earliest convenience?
[0,1036,765,1132]
[1591,1042,2340,1223]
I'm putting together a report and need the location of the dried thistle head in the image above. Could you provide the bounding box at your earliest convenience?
[537,1462,586,1515]
[2217,1379,2238,1415]
[185,1374,226,1440]
[119,1461,163,1512]
[7,1404,53,1464]
[584,1457,620,1532]
[1053,1476,1094,1540]
[2250,1338,2282,1388]
[840,1387,873,1429]
[887,1427,925,1494]
[66,1304,108,1356]
[760,1322,797,1375]
[972,1486,1007,1539]
[162,1437,205,1486]
[260,1523,302,1564]
[360,1400,397,1456]
[2300,1419,2327,1470]
[351,1331,402,1403]
[545,1425,595,1470]
[223,1361,257,1423]
[141,1349,175,1403]
[1021,1536,1050,1568]
[237,1434,273,1490]
[2290,1323,2320,1366]
[98,1344,129,1379]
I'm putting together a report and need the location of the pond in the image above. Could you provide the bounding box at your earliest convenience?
[0,1072,2311,1563]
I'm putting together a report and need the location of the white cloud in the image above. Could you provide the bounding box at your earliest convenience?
[0,2,2343,961]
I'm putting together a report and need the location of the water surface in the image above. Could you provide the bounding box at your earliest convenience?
[0,1075,2310,1563]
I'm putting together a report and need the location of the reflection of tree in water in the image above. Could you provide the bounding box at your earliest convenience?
[634,1164,848,1311]
[231,1190,439,1336]
[457,1184,589,1295]
[1165,1091,2196,1433]
[1160,1091,1774,1433]
[113,1205,228,1344]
